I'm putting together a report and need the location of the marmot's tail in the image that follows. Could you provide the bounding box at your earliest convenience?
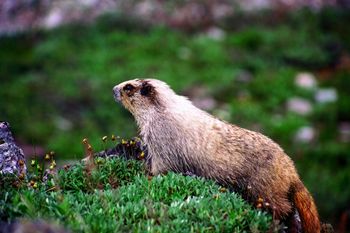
[292,182,321,233]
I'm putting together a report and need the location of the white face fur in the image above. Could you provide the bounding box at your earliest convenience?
[113,79,168,116]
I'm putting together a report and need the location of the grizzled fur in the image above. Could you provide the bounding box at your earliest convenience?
[113,79,321,233]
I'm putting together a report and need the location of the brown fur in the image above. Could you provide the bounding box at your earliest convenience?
[113,78,321,232]
[292,182,322,233]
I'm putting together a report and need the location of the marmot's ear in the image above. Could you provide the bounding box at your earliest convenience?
[140,82,154,96]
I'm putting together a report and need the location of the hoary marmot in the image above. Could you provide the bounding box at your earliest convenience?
[113,78,321,233]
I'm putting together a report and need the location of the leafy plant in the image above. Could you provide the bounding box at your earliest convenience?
[1,158,273,232]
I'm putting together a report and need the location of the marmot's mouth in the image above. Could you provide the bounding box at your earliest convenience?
[113,86,121,103]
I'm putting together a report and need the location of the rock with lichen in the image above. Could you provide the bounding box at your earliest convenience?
[0,122,26,175]
[0,220,69,233]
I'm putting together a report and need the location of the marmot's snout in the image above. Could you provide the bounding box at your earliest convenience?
[113,86,121,102]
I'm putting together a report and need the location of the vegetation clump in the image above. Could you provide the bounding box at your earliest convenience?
[0,145,273,232]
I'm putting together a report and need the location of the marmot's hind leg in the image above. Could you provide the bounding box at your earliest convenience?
[284,210,302,233]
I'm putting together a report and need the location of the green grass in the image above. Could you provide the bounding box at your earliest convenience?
[0,158,273,232]
[0,7,349,226]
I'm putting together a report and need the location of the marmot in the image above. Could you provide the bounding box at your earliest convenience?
[113,79,321,233]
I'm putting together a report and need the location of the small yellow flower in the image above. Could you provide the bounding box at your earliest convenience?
[33,182,38,189]
[139,152,145,159]
[121,139,127,144]
[111,134,116,141]
[51,160,57,168]
[102,136,108,142]
[96,158,103,164]
[50,151,55,156]
[87,144,93,151]
[37,164,42,171]
[82,138,88,144]
[45,153,50,160]
[49,164,54,170]
[219,187,227,193]
[31,160,36,166]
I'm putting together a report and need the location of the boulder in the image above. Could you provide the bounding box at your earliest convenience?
[0,122,26,175]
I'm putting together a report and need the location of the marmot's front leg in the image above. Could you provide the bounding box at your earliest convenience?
[147,156,169,176]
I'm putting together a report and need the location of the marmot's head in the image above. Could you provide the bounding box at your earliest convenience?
[113,79,174,116]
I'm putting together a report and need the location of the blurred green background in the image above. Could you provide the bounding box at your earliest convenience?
[1,1,349,231]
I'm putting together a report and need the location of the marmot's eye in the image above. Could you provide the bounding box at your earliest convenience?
[123,84,135,92]
[140,83,153,96]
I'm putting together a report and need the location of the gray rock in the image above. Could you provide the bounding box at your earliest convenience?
[287,97,313,115]
[294,126,315,143]
[42,8,64,29]
[211,3,233,20]
[135,0,161,18]
[205,27,226,41]
[295,72,317,90]
[182,85,217,111]
[315,88,338,104]
[0,220,69,233]
[192,97,217,111]
[339,122,350,143]
[0,121,26,175]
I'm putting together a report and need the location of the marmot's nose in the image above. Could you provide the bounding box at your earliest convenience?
[113,86,121,102]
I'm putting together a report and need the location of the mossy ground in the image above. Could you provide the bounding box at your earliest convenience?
[0,157,273,232]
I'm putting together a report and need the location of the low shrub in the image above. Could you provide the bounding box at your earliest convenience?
[0,157,273,232]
